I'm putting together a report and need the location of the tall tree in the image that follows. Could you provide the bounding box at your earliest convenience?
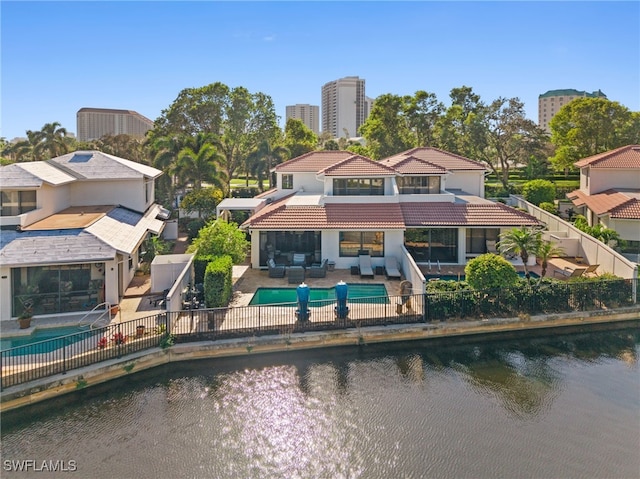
[95,134,147,164]
[498,227,541,283]
[174,133,226,191]
[153,82,279,194]
[33,122,70,159]
[246,140,289,191]
[283,118,317,158]
[404,90,444,147]
[434,86,485,157]
[550,97,640,175]
[358,94,414,159]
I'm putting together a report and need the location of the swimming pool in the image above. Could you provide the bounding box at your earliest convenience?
[0,325,97,355]
[426,271,540,281]
[249,283,389,306]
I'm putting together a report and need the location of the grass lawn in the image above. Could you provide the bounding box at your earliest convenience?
[230,178,258,188]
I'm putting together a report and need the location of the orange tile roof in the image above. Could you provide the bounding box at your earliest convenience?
[385,156,449,175]
[400,202,540,227]
[243,195,405,230]
[610,199,640,219]
[567,189,632,215]
[274,151,354,172]
[574,145,640,168]
[320,155,397,176]
[382,147,487,171]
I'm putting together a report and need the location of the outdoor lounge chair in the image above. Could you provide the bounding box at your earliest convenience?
[359,253,374,279]
[553,266,587,279]
[308,259,328,278]
[384,256,402,280]
[583,264,599,276]
[267,259,286,278]
[292,253,306,268]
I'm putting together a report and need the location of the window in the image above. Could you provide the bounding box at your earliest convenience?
[339,231,384,257]
[397,176,440,194]
[465,228,499,254]
[1,190,36,216]
[282,174,293,189]
[333,178,384,195]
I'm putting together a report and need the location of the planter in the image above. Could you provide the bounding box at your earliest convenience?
[136,325,145,337]
[18,317,32,329]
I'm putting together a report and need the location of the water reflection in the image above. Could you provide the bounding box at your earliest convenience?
[2,328,638,479]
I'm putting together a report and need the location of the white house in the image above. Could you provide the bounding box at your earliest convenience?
[567,145,640,258]
[239,148,540,271]
[0,151,167,321]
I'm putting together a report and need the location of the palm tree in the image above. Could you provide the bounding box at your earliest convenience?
[246,141,289,191]
[33,122,69,159]
[174,133,226,191]
[498,227,541,282]
[536,240,564,279]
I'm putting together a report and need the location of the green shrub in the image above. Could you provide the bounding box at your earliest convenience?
[539,202,557,214]
[465,254,519,290]
[194,255,215,284]
[186,218,206,240]
[204,255,233,308]
[522,179,556,206]
[188,219,249,264]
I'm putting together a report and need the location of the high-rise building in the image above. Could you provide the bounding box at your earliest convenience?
[321,76,366,139]
[538,89,607,133]
[76,108,154,141]
[285,104,320,135]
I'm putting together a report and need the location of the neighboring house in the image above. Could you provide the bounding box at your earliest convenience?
[567,145,640,258]
[239,148,539,271]
[0,151,168,321]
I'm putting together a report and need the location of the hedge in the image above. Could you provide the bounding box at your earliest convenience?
[204,255,233,308]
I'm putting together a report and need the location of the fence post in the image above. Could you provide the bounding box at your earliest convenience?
[62,340,67,375]
[422,293,428,322]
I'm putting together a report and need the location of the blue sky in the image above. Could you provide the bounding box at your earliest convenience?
[2,1,639,140]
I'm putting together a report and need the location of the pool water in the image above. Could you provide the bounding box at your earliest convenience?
[0,326,95,355]
[426,271,540,281]
[249,283,389,306]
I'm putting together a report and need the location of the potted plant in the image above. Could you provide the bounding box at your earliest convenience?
[18,298,34,329]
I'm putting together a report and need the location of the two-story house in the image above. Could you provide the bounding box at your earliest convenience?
[567,145,640,258]
[238,148,539,271]
[0,151,167,321]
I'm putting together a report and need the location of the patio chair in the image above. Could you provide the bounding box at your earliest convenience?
[384,256,402,280]
[553,266,587,279]
[292,253,307,268]
[359,253,374,279]
[268,259,285,278]
[308,259,328,278]
[583,264,600,276]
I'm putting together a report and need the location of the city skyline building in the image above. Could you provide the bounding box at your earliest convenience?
[538,89,607,133]
[285,104,320,135]
[321,76,366,139]
[76,107,154,142]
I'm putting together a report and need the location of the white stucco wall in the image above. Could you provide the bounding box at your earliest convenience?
[608,218,640,242]
[444,171,485,197]
[588,168,640,195]
[276,172,324,194]
[0,183,72,228]
[70,178,147,212]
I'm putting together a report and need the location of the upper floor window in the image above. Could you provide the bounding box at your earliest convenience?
[282,174,293,189]
[333,178,384,196]
[397,176,440,194]
[0,190,36,216]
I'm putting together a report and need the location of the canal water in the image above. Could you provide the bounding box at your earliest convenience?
[2,327,639,479]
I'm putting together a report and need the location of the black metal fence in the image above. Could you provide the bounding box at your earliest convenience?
[1,279,636,391]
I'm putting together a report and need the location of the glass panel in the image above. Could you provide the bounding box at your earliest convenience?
[339,231,361,257]
[282,175,293,189]
[362,232,384,257]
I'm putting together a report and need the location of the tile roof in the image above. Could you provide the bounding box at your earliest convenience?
[87,205,164,254]
[0,229,116,267]
[274,151,355,172]
[320,155,397,176]
[382,147,487,171]
[568,189,640,219]
[574,145,640,168]
[243,195,405,230]
[400,202,541,227]
[610,199,640,219]
[384,156,449,175]
[48,151,162,180]
[567,189,632,215]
